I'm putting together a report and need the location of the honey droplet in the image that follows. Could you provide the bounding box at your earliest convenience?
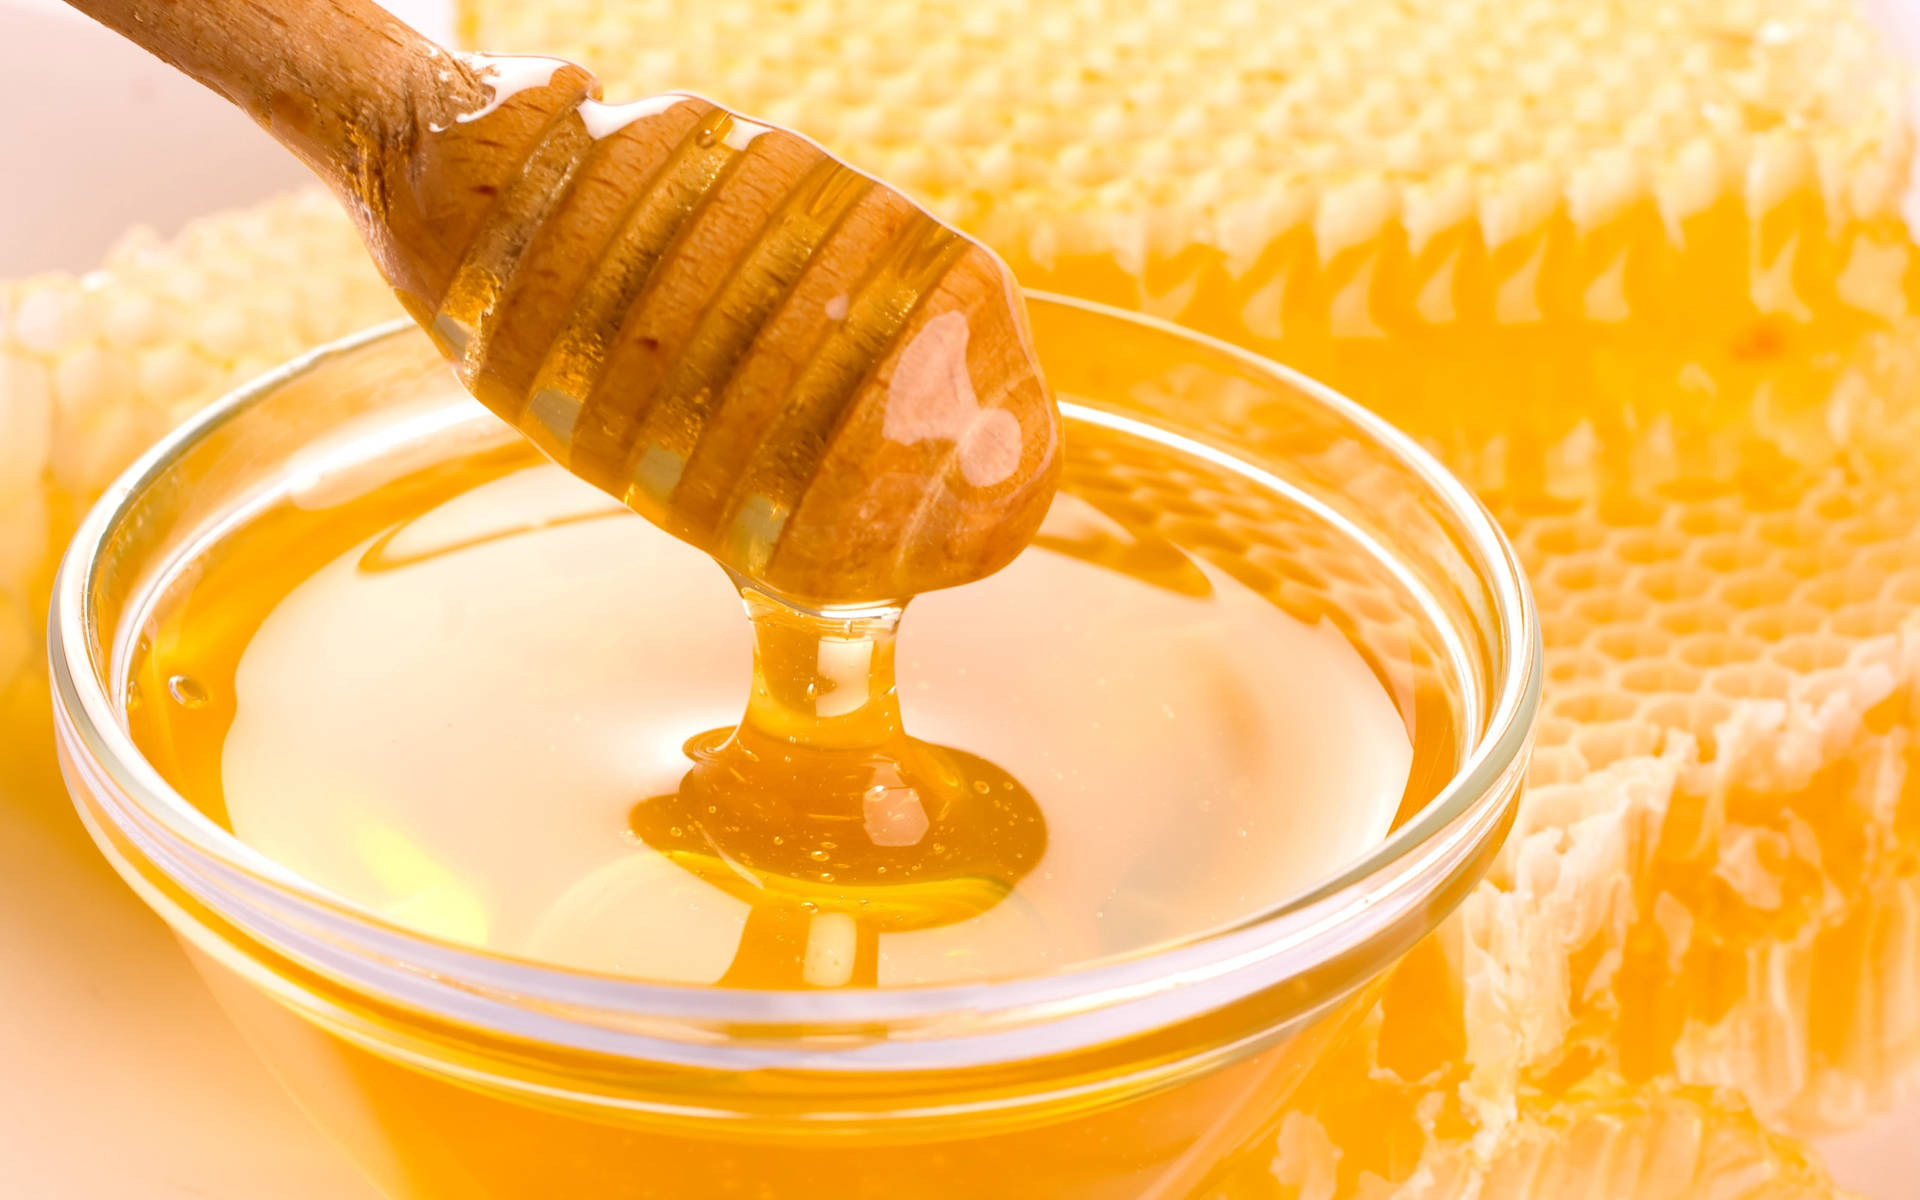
[167,674,208,708]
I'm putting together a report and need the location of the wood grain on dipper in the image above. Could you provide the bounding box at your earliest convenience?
[63,0,1061,604]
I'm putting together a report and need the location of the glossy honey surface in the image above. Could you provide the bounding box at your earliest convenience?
[129,420,1423,991]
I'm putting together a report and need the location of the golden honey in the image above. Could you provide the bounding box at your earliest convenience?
[119,431,1429,1196]
[127,425,1424,993]
[53,303,1532,1199]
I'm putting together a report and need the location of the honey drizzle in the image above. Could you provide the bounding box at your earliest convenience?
[630,585,1045,989]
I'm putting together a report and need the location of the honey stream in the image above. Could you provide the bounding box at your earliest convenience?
[630,587,1045,988]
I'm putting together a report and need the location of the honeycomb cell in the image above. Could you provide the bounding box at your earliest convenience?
[1694,537,1771,576]
[1619,660,1705,697]
[1570,591,1653,628]
[1708,662,1794,702]
[1614,527,1687,565]
[1887,569,1920,607]
[1639,563,1716,606]
[1571,720,1663,770]
[1766,635,1850,676]
[1596,494,1667,529]
[1757,511,1829,551]
[1718,568,1799,610]
[1828,601,1906,641]
[1544,556,1631,595]
[1591,626,1673,664]
[1682,504,1760,539]
[1527,520,1609,557]
[1799,570,1887,611]
[1676,632,1766,669]
[1658,601,1741,640]
[1545,648,1613,686]
[1735,603,1829,643]
[1529,745,1588,788]
[1546,688,1640,725]
[1638,693,1734,749]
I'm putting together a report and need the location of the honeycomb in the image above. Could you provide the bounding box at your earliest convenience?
[1442,320,1920,1133]
[457,0,1912,333]
[1015,300,1920,1200]
[1209,1001,1860,1199]
[457,0,1917,431]
[0,195,401,753]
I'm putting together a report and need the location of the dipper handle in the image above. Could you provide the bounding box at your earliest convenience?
[63,0,1061,604]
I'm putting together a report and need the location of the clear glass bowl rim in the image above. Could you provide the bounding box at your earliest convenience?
[49,292,1540,1072]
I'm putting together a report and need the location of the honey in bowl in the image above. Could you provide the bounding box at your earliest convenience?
[54,298,1532,1199]
[129,423,1422,990]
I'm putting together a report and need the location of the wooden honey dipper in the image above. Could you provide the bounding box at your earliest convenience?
[64,0,1062,604]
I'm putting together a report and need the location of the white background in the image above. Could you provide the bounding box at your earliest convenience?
[0,0,449,275]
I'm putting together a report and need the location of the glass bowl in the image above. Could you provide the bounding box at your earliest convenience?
[49,294,1538,1199]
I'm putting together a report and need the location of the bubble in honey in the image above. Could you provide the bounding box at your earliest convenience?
[166,674,208,708]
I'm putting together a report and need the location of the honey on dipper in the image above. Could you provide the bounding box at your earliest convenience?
[60,0,1074,982]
